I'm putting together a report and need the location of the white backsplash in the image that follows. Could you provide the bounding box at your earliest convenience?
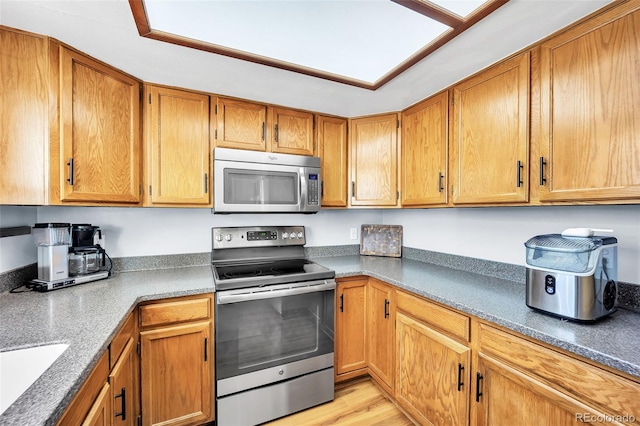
[1,204,639,284]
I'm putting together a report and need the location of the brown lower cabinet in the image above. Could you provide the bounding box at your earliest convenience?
[57,294,214,426]
[335,277,640,426]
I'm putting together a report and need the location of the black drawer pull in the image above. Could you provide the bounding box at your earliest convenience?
[476,372,484,402]
[539,157,547,186]
[384,299,390,318]
[115,387,126,420]
[67,158,74,186]
[457,363,464,391]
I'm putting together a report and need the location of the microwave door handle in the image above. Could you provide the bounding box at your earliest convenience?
[217,281,336,304]
[300,170,308,210]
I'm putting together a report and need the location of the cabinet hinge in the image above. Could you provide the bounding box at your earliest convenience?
[148,185,152,196]
[452,95,455,106]
[137,415,142,426]
[397,119,400,129]
[137,341,140,355]
[148,93,151,104]
[215,104,218,115]
[397,191,400,200]
[215,129,217,139]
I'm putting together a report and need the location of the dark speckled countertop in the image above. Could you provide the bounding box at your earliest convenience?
[1,254,639,425]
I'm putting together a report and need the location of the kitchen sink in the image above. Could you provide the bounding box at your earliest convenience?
[0,343,69,416]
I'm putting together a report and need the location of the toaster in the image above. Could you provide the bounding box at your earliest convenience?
[524,234,618,322]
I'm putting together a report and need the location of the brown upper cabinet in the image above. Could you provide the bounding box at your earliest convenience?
[143,85,211,207]
[317,115,348,207]
[213,97,267,152]
[50,42,142,205]
[269,107,315,156]
[535,1,640,202]
[0,27,48,205]
[450,52,530,205]
[349,113,399,207]
[401,91,449,206]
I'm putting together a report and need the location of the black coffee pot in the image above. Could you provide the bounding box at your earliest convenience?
[71,224,102,248]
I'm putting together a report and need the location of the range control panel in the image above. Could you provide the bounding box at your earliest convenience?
[212,226,306,249]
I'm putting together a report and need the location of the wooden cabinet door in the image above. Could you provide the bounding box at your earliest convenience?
[472,354,612,426]
[451,52,529,204]
[144,85,210,206]
[0,28,48,205]
[214,97,267,151]
[335,278,367,377]
[109,338,139,426]
[317,115,348,207]
[82,382,112,426]
[367,279,395,393]
[401,91,449,206]
[349,114,399,206]
[537,3,640,202]
[140,321,212,426]
[270,107,314,156]
[396,312,470,426]
[55,46,141,204]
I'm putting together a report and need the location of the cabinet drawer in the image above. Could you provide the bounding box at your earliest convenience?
[396,290,470,342]
[139,296,211,328]
[109,312,134,369]
[478,323,640,419]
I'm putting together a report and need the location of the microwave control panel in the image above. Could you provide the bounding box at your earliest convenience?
[308,174,319,205]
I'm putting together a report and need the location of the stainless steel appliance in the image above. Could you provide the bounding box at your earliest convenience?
[29,223,111,292]
[524,233,618,321]
[212,226,335,425]
[213,147,321,214]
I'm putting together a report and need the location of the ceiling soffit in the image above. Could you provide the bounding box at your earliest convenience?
[128,0,509,90]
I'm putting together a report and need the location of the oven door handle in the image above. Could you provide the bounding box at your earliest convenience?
[216,280,336,304]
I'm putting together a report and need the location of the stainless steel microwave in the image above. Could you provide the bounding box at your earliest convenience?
[213,148,321,213]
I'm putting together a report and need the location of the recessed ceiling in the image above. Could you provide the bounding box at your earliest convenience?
[129,0,508,89]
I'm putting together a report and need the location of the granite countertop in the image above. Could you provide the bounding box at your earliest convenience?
[309,255,640,380]
[0,266,214,426]
[1,255,639,425]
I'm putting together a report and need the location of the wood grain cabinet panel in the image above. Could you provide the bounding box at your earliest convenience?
[536,1,640,202]
[396,312,470,426]
[335,278,368,378]
[139,297,211,328]
[81,382,112,426]
[270,107,315,156]
[53,45,141,204]
[140,321,212,426]
[110,338,139,426]
[367,279,395,394]
[317,115,348,207]
[451,52,530,205]
[401,91,449,206]
[144,85,211,206]
[0,27,48,205]
[349,114,399,207]
[214,97,267,151]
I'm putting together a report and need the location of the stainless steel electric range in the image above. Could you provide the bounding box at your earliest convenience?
[211,226,336,426]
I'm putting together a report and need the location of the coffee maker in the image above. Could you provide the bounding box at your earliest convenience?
[30,223,111,292]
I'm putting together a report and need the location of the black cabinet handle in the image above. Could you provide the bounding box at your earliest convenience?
[115,387,126,421]
[321,181,324,197]
[351,181,355,198]
[457,363,464,391]
[204,337,208,362]
[438,172,444,193]
[384,299,390,319]
[340,294,344,312]
[204,173,208,194]
[516,160,523,188]
[274,124,279,142]
[539,157,547,186]
[475,372,484,402]
[67,158,74,186]
[262,122,266,141]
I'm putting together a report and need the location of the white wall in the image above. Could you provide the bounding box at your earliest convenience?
[35,207,382,258]
[0,206,38,272]
[2,204,639,285]
[383,205,640,284]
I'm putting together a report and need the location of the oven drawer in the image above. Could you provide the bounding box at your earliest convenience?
[139,296,211,328]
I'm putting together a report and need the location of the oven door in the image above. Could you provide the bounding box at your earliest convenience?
[215,279,335,397]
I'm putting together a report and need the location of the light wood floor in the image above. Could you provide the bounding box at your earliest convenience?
[264,378,415,426]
